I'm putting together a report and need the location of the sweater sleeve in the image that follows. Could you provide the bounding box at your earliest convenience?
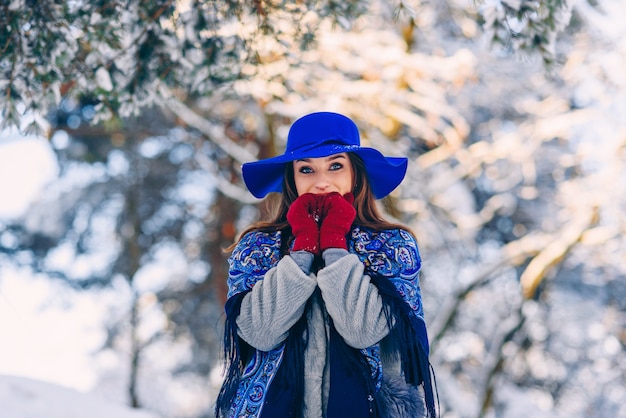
[236,254,317,351]
[317,253,390,349]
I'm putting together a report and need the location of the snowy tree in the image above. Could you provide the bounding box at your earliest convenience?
[2,0,574,134]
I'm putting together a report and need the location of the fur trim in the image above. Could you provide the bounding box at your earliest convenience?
[378,375,426,418]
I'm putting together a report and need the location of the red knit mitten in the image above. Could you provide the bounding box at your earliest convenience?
[319,192,356,251]
[287,193,322,254]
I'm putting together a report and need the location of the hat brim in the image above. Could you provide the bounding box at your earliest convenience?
[242,144,408,199]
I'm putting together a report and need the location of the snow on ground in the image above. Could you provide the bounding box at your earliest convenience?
[0,263,125,392]
[0,374,160,418]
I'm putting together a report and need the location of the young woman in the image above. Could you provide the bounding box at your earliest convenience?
[215,112,436,418]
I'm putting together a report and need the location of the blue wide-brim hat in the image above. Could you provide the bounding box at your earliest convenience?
[242,112,408,199]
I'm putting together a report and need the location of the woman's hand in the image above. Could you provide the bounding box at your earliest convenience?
[319,192,356,251]
[287,193,322,254]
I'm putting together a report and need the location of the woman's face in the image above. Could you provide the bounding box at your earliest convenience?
[293,153,354,196]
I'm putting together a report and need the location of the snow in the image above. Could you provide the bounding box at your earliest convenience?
[0,374,160,418]
[0,265,123,391]
[0,132,58,220]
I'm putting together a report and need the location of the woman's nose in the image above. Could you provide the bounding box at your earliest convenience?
[314,176,330,191]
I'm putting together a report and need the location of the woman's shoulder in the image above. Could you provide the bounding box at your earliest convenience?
[350,225,418,248]
[228,230,283,274]
[237,229,282,245]
[349,226,421,278]
[231,230,282,256]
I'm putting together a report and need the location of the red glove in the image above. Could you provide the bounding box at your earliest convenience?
[287,193,322,254]
[319,192,356,251]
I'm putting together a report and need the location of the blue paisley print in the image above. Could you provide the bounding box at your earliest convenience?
[228,348,285,417]
[348,227,424,319]
[225,226,424,417]
[227,231,283,299]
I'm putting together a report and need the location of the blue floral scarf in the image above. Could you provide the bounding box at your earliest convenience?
[216,226,436,417]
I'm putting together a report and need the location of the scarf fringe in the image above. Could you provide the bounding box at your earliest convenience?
[215,293,248,417]
[371,274,438,418]
[216,291,312,418]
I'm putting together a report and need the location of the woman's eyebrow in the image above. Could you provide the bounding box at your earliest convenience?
[294,155,345,163]
[326,155,346,161]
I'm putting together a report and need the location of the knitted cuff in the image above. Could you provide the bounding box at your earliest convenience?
[322,248,350,266]
[289,250,315,274]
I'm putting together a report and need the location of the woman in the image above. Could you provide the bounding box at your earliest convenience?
[215,112,436,418]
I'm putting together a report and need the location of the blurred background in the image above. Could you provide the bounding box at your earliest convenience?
[1,1,625,417]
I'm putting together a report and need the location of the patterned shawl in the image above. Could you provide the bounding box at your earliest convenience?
[216,226,436,417]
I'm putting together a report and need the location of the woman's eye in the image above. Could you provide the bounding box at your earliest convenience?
[330,163,343,171]
[299,166,313,174]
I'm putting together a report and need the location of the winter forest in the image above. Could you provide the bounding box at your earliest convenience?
[1,1,625,418]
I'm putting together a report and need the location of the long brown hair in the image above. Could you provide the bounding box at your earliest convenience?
[226,153,411,252]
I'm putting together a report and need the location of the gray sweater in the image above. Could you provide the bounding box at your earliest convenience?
[236,249,392,417]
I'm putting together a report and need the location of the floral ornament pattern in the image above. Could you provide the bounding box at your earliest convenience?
[349,227,423,319]
[227,230,283,299]
[227,349,285,417]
